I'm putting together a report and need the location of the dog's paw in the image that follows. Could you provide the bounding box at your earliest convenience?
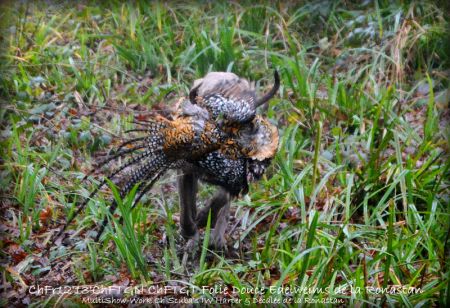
[185,233,199,252]
[182,233,199,267]
[209,229,227,251]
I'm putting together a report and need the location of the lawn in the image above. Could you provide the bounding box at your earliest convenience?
[0,1,449,306]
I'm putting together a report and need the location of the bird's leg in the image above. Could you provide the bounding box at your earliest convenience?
[196,187,231,249]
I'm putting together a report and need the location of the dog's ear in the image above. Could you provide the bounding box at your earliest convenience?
[255,70,280,108]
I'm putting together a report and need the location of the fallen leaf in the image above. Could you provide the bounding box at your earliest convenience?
[39,206,53,224]
[7,244,28,264]
[68,108,78,116]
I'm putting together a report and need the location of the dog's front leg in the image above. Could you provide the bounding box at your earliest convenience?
[196,187,231,249]
[178,170,198,240]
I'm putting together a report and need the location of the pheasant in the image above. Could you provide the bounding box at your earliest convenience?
[54,71,280,247]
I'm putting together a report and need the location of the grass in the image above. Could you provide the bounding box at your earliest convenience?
[0,0,449,306]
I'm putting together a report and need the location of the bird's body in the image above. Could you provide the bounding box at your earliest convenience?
[145,115,227,160]
[120,111,278,196]
[186,114,278,195]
